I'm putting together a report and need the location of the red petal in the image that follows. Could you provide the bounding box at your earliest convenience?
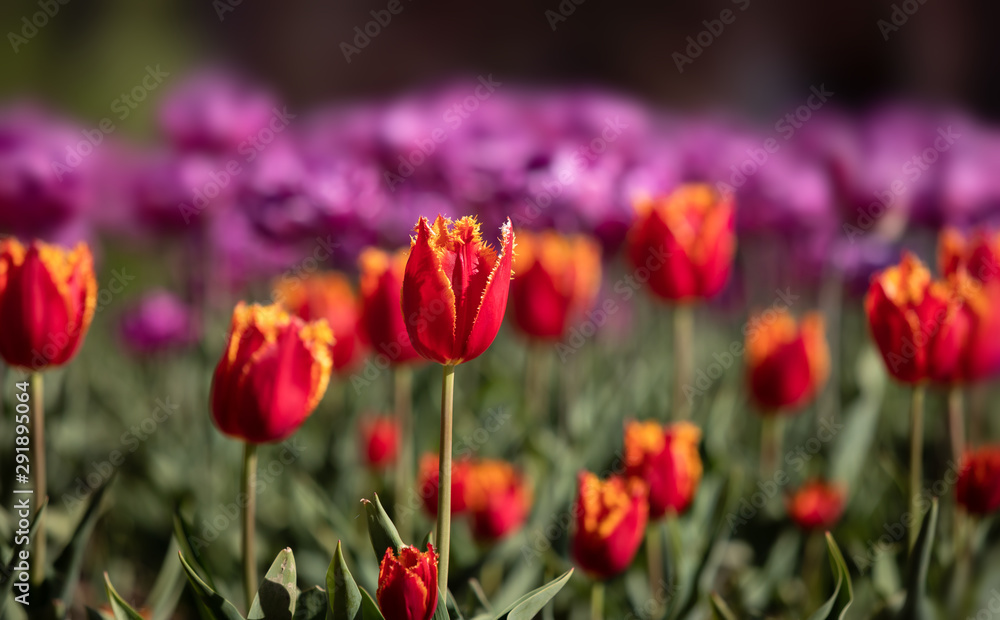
[461,219,514,362]
[402,217,457,364]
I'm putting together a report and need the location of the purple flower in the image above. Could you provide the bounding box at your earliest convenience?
[119,290,200,355]
[131,151,234,234]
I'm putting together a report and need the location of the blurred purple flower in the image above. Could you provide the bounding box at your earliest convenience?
[131,151,233,234]
[120,289,200,355]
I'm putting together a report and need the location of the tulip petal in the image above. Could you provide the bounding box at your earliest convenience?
[462,219,514,362]
[403,217,457,364]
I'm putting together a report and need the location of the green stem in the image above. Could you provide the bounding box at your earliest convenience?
[590,580,605,620]
[394,366,413,543]
[760,415,783,482]
[646,525,663,619]
[673,305,694,420]
[437,364,456,594]
[241,442,259,611]
[909,384,925,553]
[948,386,965,469]
[30,371,45,586]
[802,530,825,611]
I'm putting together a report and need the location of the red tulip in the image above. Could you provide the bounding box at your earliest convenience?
[401,215,514,365]
[359,247,422,365]
[626,184,735,302]
[417,454,472,517]
[377,544,439,620]
[211,302,333,443]
[787,480,846,530]
[275,271,366,372]
[624,420,702,518]
[572,471,648,580]
[939,227,1000,283]
[466,460,531,541]
[746,310,829,411]
[956,446,1000,515]
[0,239,97,370]
[360,415,400,470]
[509,230,601,340]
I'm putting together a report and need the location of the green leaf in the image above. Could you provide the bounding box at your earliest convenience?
[327,540,361,620]
[709,593,738,620]
[249,548,298,620]
[293,586,328,620]
[178,551,245,620]
[359,587,386,620]
[489,568,573,620]
[0,499,45,607]
[805,533,854,620]
[173,506,217,589]
[895,499,939,620]
[86,607,113,620]
[145,538,186,620]
[362,494,404,563]
[104,572,147,620]
[52,476,114,610]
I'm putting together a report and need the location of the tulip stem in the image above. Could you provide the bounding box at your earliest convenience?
[673,305,694,420]
[241,442,258,611]
[948,386,965,468]
[394,366,413,543]
[908,384,925,553]
[760,415,783,482]
[437,364,456,595]
[646,525,663,619]
[590,580,605,620]
[30,371,45,586]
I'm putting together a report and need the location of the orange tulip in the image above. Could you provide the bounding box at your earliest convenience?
[624,420,702,517]
[509,231,601,340]
[359,247,422,365]
[745,310,829,411]
[466,460,531,541]
[571,472,648,580]
[0,239,97,369]
[377,544,439,620]
[956,446,1000,515]
[417,454,472,517]
[360,415,400,470]
[626,184,735,302]
[211,302,333,443]
[938,227,1000,283]
[786,480,846,530]
[401,215,514,365]
[275,271,366,372]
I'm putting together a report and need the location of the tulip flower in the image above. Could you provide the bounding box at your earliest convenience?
[939,227,1000,283]
[787,480,846,530]
[0,239,97,370]
[416,454,472,517]
[275,271,366,373]
[956,446,1000,515]
[359,247,422,364]
[360,416,400,470]
[377,545,439,620]
[746,310,829,412]
[466,460,531,541]
[119,289,200,356]
[623,420,702,518]
[402,214,514,593]
[509,230,601,340]
[572,472,649,581]
[210,301,333,609]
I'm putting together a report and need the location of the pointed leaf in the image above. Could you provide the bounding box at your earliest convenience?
[490,569,573,620]
[327,540,361,620]
[52,476,113,609]
[0,500,45,607]
[359,587,386,620]
[805,533,854,620]
[145,538,186,620]
[709,593,738,620]
[173,506,217,589]
[104,572,147,620]
[178,552,245,620]
[362,495,404,563]
[895,499,939,620]
[249,548,298,620]
[293,586,328,620]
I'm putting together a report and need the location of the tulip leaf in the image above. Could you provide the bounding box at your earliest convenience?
[249,548,298,620]
[709,593,738,620]
[488,568,573,620]
[178,552,245,620]
[86,607,113,620]
[362,494,404,563]
[52,475,114,611]
[894,499,939,620]
[0,499,45,608]
[359,587,386,620]
[293,586,328,620]
[805,532,854,620]
[145,538,186,620]
[327,540,361,620]
[173,506,217,589]
[104,572,147,620]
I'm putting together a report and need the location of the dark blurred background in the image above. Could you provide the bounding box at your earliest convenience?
[1,0,997,129]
